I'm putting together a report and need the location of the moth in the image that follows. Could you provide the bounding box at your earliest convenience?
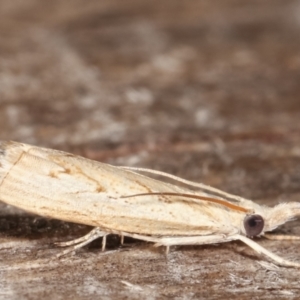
[0,141,300,267]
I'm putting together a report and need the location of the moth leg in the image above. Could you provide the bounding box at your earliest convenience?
[264,233,300,241]
[116,232,235,246]
[109,232,223,254]
[55,227,107,247]
[120,234,124,245]
[154,234,236,247]
[117,233,238,256]
[237,234,300,268]
[123,232,300,267]
[102,235,107,251]
[55,227,108,258]
[165,246,170,255]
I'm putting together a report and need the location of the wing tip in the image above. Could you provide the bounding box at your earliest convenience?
[0,141,27,182]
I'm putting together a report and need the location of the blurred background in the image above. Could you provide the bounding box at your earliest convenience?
[1,0,300,298]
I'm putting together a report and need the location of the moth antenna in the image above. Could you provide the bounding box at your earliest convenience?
[121,192,252,213]
[119,166,248,203]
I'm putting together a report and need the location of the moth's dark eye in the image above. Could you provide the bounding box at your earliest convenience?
[244,214,264,237]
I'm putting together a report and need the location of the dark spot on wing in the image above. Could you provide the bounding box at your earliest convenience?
[48,164,106,193]
[133,179,152,193]
[48,170,58,178]
[160,198,172,203]
[48,167,72,178]
[96,185,106,192]
[0,142,7,168]
[0,146,6,157]
[63,167,71,174]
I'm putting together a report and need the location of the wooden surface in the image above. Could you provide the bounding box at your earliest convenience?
[1,0,300,299]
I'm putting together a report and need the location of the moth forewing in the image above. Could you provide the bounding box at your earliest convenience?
[0,141,300,268]
[0,142,240,235]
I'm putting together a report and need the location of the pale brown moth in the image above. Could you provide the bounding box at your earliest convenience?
[0,141,300,267]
